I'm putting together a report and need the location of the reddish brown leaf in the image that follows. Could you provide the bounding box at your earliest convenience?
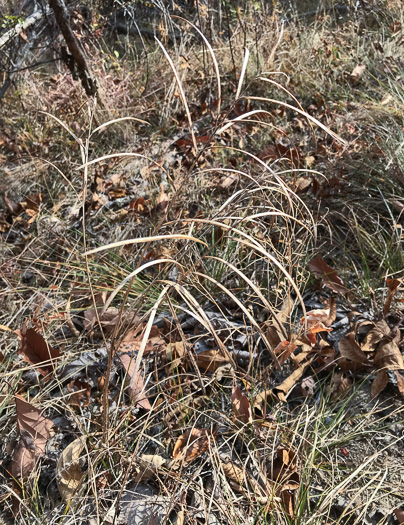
[119,324,165,355]
[394,507,404,525]
[308,256,348,295]
[172,428,214,463]
[339,332,369,367]
[19,326,61,377]
[374,329,403,371]
[194,349,229,372]
[10,395,54,479]
[384,278,402,316]
[302,298,336,328]
[361,320,389,352]
[302,321,332,346]
[67,379,91,407]
[119,353,152,410]
[371,370,390,398]
[274,340,297,366]
[231,386,252,424]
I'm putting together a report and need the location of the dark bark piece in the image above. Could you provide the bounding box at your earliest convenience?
[48,0,97,97]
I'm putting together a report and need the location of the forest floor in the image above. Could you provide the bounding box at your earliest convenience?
[0,1,404,524]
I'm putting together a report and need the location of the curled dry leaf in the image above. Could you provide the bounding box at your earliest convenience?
[172,428,214,463]
[67,379,91,407]
[119,324,165,355]
[371,370,390,398]
[84,307,141,337]
[221,461,246,491]
[374,328,403,372]
[10,395,54,479]
[119,353,152,410]
[361,320,390,352]
[308,256,348,295]
[274,355,316,402]
[338,332,370,368]
[134,454,166,482]
[274,340,297,366]
[303,297,337,328]
[194,349,229,372]
[384,278,402,316]
[57,435,87,501]
[231,386,253,424]
[301,321,332,346]
[19,326,61,377]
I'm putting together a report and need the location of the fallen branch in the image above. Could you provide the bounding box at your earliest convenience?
[48,0,97,97]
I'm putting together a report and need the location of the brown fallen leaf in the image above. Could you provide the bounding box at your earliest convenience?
[308,256,348,295]
[67,379,91,407]
[10,395,54,479]
[83,307,140,336]
[274,340,297,366]
[294,177,311,193]
[165,341,187,372]
[371,370,390,398]
[302,297,337,328]
[394,507,404,525]
[231,386,253,424]
[19,326,61,378]
[384,278,402,316]
[374,328,403,372]
[194,349,229,372]
[361,320,390,352]
[119,353,152,410]
[57,435,87,501]
[119,324,165,355]
[301,321,333,346]
[221,461,246,491]
[274,355,316,402]
[156,183,169,212]
[338,332,370,367]
[172,428,214,463]
[134,454,166,482]
[269,445,300,516]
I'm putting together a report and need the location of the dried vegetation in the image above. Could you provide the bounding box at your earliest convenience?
[0,1,404,524]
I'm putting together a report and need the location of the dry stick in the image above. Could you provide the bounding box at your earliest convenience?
[48,0,97,97]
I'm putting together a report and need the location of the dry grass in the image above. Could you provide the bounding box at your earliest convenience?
[1,2,404,523]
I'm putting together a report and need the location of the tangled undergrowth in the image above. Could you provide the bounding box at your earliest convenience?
[1,2,404,524]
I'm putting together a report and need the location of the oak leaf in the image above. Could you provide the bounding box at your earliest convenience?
[308,256,348,295]
[172,428,214,463]
[19,326,61,377]
[10,395,54,479]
